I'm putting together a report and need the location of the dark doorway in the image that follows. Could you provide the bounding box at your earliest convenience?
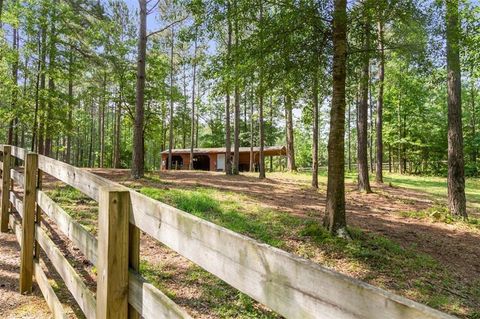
[193,155,210,171]
[167,155,183,169]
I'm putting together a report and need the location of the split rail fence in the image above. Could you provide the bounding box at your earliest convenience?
[0,144,456,319]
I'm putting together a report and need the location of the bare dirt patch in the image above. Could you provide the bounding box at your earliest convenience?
[0,232,51,319]
[92,169,480,287]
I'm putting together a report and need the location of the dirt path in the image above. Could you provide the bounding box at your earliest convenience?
[0,231,51,319]
[92,169,480,286]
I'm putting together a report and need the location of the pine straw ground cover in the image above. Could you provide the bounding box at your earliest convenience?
[42,170,480,319]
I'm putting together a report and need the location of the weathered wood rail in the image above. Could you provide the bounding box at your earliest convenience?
[0,145,456,319]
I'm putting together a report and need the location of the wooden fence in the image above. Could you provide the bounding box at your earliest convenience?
[0,144,456,319]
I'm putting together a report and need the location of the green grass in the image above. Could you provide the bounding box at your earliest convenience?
[47,184,99,234]
[140,186,300,248]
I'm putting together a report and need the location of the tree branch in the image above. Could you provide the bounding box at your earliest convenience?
[147,0,160,15]
[146,16,188,38]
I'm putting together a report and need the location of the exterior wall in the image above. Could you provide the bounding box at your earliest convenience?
[209,153,217,171]
[162,151,270,171]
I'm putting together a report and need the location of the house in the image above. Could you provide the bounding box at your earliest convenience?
[160,146,287,171]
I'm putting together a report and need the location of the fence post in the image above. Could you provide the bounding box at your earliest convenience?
[128,222,140,319]
[97,186,130,319]
[19,152,38,293]
[0,145,11,232]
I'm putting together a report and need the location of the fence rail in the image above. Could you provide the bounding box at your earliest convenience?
[0,145,456,319]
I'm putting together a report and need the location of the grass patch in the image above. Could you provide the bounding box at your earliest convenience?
[46,185,99,234]
[140,187,300,248]
[399,205,480,230]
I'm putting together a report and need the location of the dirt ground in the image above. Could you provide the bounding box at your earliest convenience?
[0,232,51,319]
[94,169,480,286]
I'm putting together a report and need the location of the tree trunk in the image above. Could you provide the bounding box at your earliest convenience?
[44,4,57,158]
[324,0,348,237]
[9,27,18,146]
[258,93,265,179]
[189,35,198,170]
[168,27,175,170]
[225,8,233,175]
[376,20,385,183]
[249,86,254,172]
[258,0,265,179]
[232,3,240,175]
[132,0,147,178]
[285,95,296,171]
[312,77,319,188]
[38,25,47,155]
[347,101,351,172]
[99,70,106,167]
[446,0,467,218]
[470,68,476,167]
[182,62,187,149]
[32,34,42,152]
[357,16,372,193]
[66,52,74,164]
[114,86,122,168]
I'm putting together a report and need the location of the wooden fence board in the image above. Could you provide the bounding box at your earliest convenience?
[35,225,97,319]
[38,155,110,201]
[8,214,22,246]
[9,191,23,218]
[128,271,192,319]
[10,146,26,161]
[11,169,24,187]
[34,261,69,319]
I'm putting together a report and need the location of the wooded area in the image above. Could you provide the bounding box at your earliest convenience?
[1,0,478,230]
[0,1,480,316]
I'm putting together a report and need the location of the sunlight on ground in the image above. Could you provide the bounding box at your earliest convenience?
[246,170,480,213]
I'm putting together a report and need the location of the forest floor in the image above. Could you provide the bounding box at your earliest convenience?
[1,169,480,318]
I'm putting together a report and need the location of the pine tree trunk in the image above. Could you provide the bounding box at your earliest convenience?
[258,0,265,179]
[225,8,233,175]
[376,20,385,183]
[182,63,187,149]
[249,86,254,172]
[446,0,467,218]
[470,69,476,167]
[168,27,175,170]
[38,26,47,155]
[99,71,106,167]
[232,4,240,175]
[259,93,265,179]
[324,0,348,236]
[132,0,147,178]
[347,101,351,172]
[189,35,198,170]
[45,5,57,158]
[66,52,74,164]
[114,87,122,168]
[285,95,296,171]
[357,16,372,193]
[9,27,18,146]
[312,77,319,188]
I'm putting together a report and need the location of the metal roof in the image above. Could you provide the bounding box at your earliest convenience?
[161,146,286,155]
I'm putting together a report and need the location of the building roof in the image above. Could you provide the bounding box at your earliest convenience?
[161,146,286,155]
